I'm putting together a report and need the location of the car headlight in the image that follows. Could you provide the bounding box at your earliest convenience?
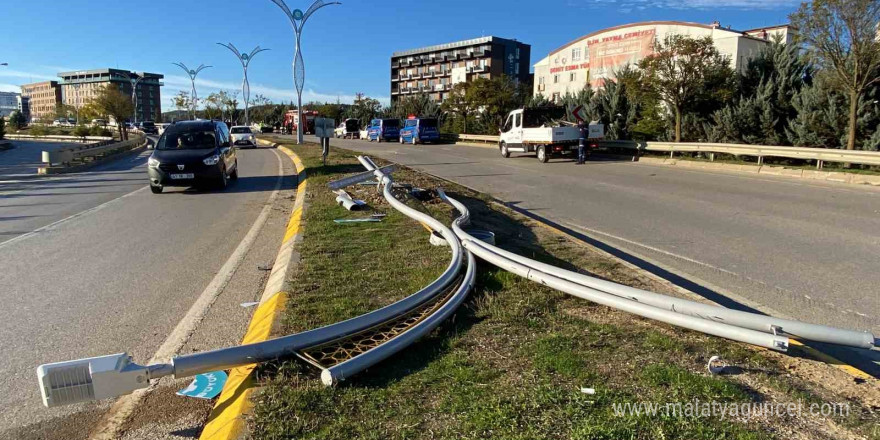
[203,155,221,166]
[148,157,160,168]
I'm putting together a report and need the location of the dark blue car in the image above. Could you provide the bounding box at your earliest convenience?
[367,118,400,142]
[399,117,440,145]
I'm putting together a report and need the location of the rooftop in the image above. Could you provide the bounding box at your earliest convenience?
[392,36,526,58]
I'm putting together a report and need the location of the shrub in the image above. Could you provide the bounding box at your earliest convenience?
[30,125,47,137]
[0,116,5,140]
[73,125,90,140]
[89,125,112,137]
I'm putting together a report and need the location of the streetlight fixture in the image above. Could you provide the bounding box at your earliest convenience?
[270,0,340,144]
[217,43,269,127]
[117,72,147,125]
[0,63,8,66]
[172,62,211,120]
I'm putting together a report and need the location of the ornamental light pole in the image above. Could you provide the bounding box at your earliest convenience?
[117,72,146,125]
[270,0,340,144]
[217,43,269,127]
[172,62,211,120]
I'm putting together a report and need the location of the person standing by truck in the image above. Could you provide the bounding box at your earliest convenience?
[577,121,588,165]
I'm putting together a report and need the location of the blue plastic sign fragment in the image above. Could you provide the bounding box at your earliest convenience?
[176,371,228,399]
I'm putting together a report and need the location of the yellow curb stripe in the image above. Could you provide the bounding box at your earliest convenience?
[788,340,872,381]
[199,143,306,440]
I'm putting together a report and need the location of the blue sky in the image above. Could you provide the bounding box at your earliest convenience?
[0,0,800,110]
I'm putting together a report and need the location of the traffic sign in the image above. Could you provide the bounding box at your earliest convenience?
[572,105,587,123]
[176,371,227,399]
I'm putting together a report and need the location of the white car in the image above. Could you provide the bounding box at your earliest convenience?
[230,126,257,148]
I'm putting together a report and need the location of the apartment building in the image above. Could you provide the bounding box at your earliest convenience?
[58,69,164,122]
[390,36,531,103]
[20,81,62,122]
[0,92,20,118]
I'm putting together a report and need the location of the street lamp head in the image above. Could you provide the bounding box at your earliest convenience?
[292,8,304,20]
[241,53,249,61]
[0,63,7,66]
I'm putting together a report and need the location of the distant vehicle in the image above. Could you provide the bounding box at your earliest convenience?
[367,118,400,142]
[230,126,257,148]
[334,118,360,139]
[90,119,107,127]
[156,123,172,135]
[499,107,604,163]
[283,110,318,134]
[125,122,136,130]
[53,119,74,127]
[140,121,158,134]
[146,120,238,194]
[399,117,439,145]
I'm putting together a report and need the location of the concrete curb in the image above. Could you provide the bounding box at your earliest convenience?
[637,156,880,187]
[198,139,307,440]
[38,141,148,175]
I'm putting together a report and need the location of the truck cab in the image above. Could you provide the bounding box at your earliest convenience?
[399,117,439,145]
[367,119,400,142]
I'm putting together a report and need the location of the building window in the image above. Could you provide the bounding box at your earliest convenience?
[538,76,544,85]
[515,47,520,59]
[572,47,582,61]
[553,74,559,84]
[570,72,576,82]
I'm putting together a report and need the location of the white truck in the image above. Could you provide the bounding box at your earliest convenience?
[499,107,604,163]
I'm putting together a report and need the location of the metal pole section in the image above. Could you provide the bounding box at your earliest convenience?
[118,72,145,125]
[172,63,211,120]
[217,44,269,126]
[270,0,341,144]
[439,191,876,350]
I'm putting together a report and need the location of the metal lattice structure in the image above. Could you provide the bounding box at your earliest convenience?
[300,278,460,368]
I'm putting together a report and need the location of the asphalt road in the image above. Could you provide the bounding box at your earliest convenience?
[312,135,880,342]
[0,141,298,439]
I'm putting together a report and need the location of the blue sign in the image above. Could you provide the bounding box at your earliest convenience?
[176,371,228,399]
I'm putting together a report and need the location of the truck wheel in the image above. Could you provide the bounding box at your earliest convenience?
[500,142,510,158]
[399,136,404,144]
[411,136,418,145]
[377,136,382,143]
[537,145,549,163]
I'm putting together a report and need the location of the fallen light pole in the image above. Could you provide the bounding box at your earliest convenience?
[217,43,269,126]
[270,0,340,144]
[172,62,211,120]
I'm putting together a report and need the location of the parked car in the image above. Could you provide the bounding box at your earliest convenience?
[90,119,108,128]
[146,120,238,194]
[399,117,440,145]
[334,118,360,139]
[230,126,257,148]
[140,121,158,134]
[367,118,400,142]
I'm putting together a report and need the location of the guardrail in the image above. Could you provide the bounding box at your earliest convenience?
[450,134,880,168]
[6,134,113,143]
[41,135,146,167]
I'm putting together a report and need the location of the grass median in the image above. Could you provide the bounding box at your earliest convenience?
[249,139,879,440]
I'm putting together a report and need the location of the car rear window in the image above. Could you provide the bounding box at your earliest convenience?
[420,119,437,128]
[231,127,252,134]
[383,119,399,128]
[157,131,217,150]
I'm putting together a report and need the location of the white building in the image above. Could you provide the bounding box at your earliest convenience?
[534,21,795,101]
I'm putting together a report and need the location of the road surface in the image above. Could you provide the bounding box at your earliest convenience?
[310,135,880,361]
[0,140,298,439]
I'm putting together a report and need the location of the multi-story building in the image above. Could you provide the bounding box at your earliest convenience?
[391,36,531,103]
[0,92,20,118]
[17,96,30,122]
[534,21,795,101]
[20,81,62,122]
[58,69,164,122]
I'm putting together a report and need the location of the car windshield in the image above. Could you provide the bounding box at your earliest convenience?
[157,130,216,150]
[231,127,251,134]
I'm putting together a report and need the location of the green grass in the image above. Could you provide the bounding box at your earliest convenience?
[248,139,877,440]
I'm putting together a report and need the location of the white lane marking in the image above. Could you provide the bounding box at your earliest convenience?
[89,148,285,440]
[0,185,149,249]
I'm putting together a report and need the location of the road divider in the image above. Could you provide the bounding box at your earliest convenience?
[39,135,148,174]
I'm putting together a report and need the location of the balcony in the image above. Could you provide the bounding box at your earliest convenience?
[472,65,488,73]
[433,84,444,91]
[392,89,400,95]
[391,75,400,81]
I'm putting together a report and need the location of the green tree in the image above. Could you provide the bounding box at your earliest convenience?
[791,0,880,151]
[8,110,27,130]
[344,94,383,127]
[442,83,477,134]
[172,91,192,119]
[0,116,6,140]
[637,35,736,142]
[73,124,90,140]
[91,84,135,140]
[391,94,441,120]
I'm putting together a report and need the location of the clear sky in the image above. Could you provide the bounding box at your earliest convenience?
[0,0,800,110]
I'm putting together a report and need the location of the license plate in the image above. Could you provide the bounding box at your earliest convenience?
[170,173,195,180]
